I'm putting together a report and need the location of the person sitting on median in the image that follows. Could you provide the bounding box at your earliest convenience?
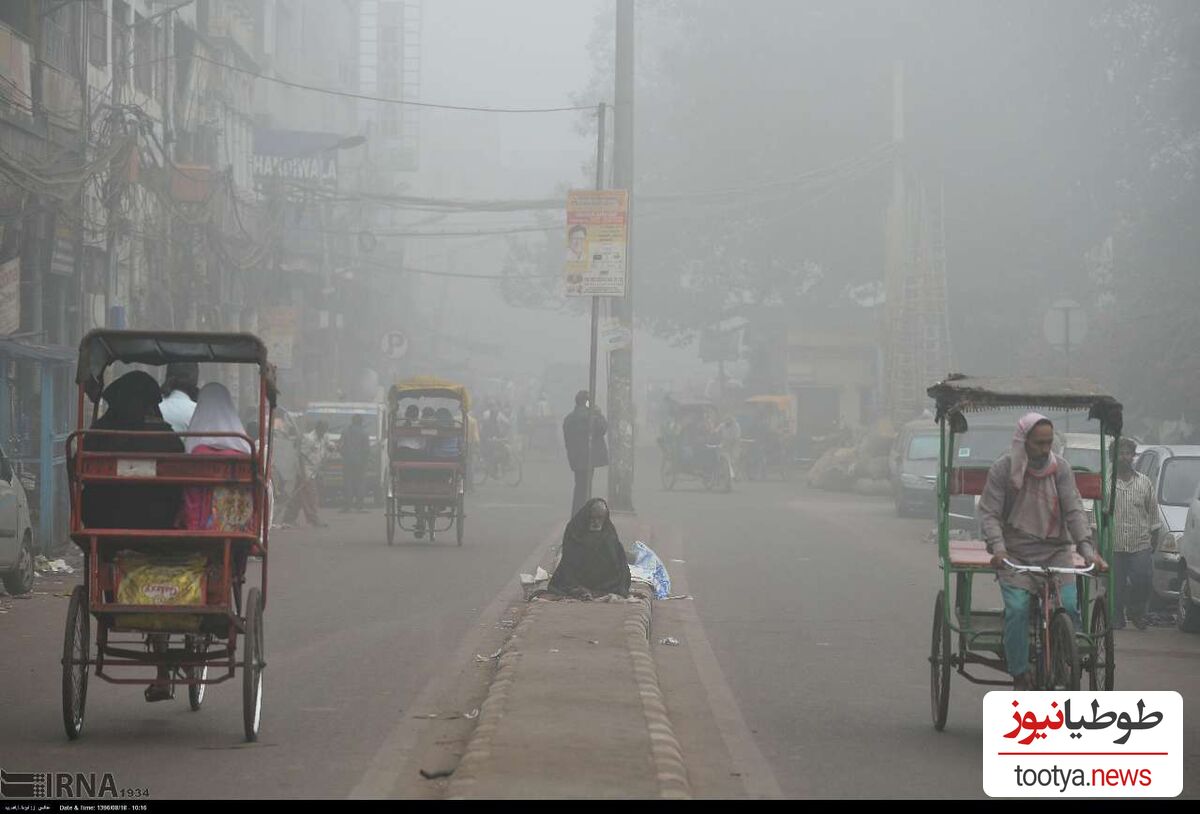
[548,498,631,599]
[178,383,255,532]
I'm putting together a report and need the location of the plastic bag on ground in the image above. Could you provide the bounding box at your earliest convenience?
[628,541,671,600]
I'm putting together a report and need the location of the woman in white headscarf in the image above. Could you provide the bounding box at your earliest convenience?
[178,383,256,531]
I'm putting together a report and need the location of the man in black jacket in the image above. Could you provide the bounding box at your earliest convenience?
[563,390,609,518]
[340,414,371,513]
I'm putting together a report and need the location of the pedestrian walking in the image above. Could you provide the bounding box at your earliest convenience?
[340,414,370,513]
[1111,437,1160,629]
[563,390,609,518]
[284,420,332,528]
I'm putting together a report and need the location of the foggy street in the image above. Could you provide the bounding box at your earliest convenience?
[2,0,1200,802]
[4,451,1198,798]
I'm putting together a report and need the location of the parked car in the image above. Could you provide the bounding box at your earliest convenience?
[1133,445,1200,604]
[1061,432,1105,529]
[0,443,35,595]
[1178,476,1200,632]
[890,418,939,517]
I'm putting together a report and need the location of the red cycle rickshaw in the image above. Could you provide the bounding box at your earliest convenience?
[63,331,276,741]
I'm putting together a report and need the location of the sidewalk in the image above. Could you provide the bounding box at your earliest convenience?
[447,517,691,799]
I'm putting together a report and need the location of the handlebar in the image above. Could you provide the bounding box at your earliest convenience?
[1002,558,1096,576]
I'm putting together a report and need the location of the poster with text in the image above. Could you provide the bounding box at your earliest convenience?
[565,190,627,297]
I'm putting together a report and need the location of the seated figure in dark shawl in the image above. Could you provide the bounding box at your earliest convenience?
[548,498,631,599]
[82,370,185,529]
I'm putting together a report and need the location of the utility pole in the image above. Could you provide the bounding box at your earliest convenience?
[607,0,635,512]
[583,102,606,503]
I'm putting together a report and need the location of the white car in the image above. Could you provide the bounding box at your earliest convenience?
[1177,473,1200,633]
[1134,445,1200,605]
[0,444,35,595]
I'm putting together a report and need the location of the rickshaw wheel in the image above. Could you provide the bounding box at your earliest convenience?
[243,588,264,742]
[62,584,90,740]
[1087,599,1115,691]
[386,498,396,546]
[930,590,951,731]
[1049,610,1080,691]
[187,635,209,711]
[471,457,489,487]
[506,455,523,487]
[660,457,677,491]
[456,497,465,546]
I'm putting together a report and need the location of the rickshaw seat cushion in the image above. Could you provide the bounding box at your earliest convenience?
[948,468,990,496]
[952,467,1103,501]
[948,538,1087,569]
[1075,472,1102,500]
[948,539,993,568]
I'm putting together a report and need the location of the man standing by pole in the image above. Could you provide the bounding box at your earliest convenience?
[564,390,609,518]
[1111,437,1160,629]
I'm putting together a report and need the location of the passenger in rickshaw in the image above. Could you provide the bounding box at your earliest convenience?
[978,413,1109,690]
[82,371,184,529]
[392,405,427,461]
[430,407,461,459]
[178,383,255,532]
[677,413,704,468]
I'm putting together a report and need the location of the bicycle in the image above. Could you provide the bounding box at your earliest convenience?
[471,438,523,487]
[1003,560,1096,691]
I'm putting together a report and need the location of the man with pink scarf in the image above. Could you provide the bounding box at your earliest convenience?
[978,412,1109,690]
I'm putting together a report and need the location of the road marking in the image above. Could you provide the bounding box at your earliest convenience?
[348,522,561,798]
[664,524,786,799]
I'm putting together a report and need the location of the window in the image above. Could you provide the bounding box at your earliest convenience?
[1064,447,1102,473]
[88,0,107,68]
[906,434,939,461]
[113,1,130,93]
[1160,458,1200,507]
[133,13,152,94]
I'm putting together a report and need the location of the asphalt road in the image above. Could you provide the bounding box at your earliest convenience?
[2,448,1197,799]
[635,450,1200,798]
[0,456,572,799]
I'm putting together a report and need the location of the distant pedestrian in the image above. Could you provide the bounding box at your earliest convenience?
[1111,437,1160,629]
[340,414,370,513]
[284,421,331,528]
[562,390,608,518]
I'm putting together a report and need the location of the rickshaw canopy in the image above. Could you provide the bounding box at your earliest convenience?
[76,330,277,406]
[389,376,470,411]
[927,375,1122,434]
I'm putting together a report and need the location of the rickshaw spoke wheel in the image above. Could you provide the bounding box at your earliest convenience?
[187,635,209,711]
[1087,599,1115,691]
[506,453,523,487]
[61,584,89,740]
[1049,610,1080,691]
[660,456,676,491]
[243,588,264,742]
[930,590,951,731]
